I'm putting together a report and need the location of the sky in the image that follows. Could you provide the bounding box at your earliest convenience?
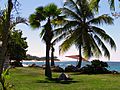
[1,0,120,61]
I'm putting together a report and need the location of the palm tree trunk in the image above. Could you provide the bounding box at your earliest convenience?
[45,43,52,78]
[76,45,82,68]
[51,46,55,66]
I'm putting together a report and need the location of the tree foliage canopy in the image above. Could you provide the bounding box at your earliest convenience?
[8,30,28,60]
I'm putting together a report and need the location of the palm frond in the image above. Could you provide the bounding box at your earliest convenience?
[53,27,75,44]
[52,32,70,45]
[64,0,81,15]
[59,35,75,54]
[92,26,116,50]
[94,35,110,59]
[61,7,81,21]
[89,35,102,57]
[108,0,115,11]
[51,15,67,27]
[60,27,80,54]
[89,0,100,12]
[44,3,61,17]
[88,14,114,25]
[29,14,41,29]
[81,30,92,58]
[76,0,94,19]
[54,20,78,37]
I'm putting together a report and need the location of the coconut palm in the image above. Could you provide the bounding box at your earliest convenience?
[55,0,116,68]
[29,3,62,78]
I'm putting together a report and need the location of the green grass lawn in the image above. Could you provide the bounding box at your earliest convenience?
[1,67,120,90]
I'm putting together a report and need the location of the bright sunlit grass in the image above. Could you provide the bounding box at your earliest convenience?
[2,67,120,90]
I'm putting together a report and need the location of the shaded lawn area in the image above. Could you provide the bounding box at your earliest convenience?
[1,67,120,90]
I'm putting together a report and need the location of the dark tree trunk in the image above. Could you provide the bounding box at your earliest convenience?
[76,45,82,68]
[44,18,53,79]
[51,46,55,66]
[45,44,52,78]
[0,1,13,89]
[0,0,13,75]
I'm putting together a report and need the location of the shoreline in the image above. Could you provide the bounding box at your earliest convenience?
[21,60,120,62]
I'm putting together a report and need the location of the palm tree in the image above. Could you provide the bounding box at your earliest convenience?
[55,0,116,68]
[29,3,62,78]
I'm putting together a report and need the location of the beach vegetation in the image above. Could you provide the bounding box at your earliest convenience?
[9,30,28,67]
[55,0,116,68]
[0,0,13,89]
[0,0,27,89]
[29,3,64,78]
[80,60,110,74]
[51,66,64,72]
[65,65,77,72]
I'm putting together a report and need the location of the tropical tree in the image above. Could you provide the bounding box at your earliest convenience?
[55,0,116,68]
[0,1,27,89]
[29,3,62,78]
[0,15,27,70]
[8,30,28,66]
[0,0,13,89]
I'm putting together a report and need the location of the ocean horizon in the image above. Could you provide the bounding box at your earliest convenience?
[22,60,120,72]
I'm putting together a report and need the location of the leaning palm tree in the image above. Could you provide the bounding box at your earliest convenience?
[29,3,62,78]
[55,0,116,68]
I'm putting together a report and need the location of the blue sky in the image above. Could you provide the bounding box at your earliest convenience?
[2,0,120,61]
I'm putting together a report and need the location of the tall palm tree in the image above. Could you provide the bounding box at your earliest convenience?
[29,3,62,78]
[55,0,116,68]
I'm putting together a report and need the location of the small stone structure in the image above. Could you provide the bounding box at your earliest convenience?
[58,72,70,80]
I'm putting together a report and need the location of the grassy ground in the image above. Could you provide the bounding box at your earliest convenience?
[1,67,120,90]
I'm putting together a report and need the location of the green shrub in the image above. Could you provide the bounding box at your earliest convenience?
[52,66,64,72]
[65,65,78,72]
[80,60,110,74]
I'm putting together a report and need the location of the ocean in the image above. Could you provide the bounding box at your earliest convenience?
[22,61,120,71]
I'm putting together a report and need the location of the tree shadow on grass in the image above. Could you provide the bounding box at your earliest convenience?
[36,78,79,84]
